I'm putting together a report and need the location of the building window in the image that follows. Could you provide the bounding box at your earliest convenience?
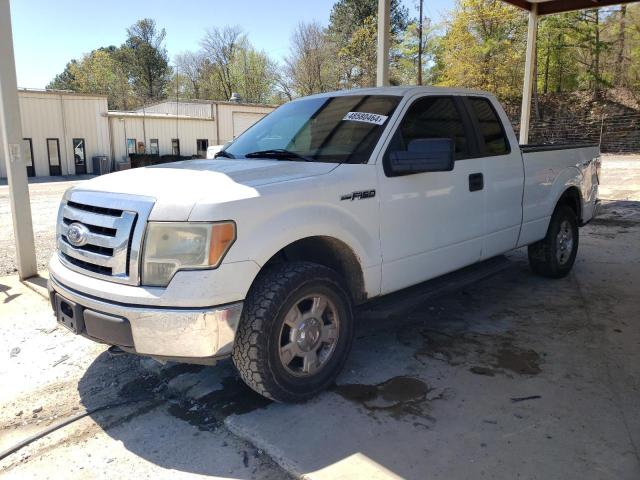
[196,139,208,158]
[73,138,87,175]
[150,138,159,155]
[47,138,62,176]
[172,139,180,156]
[127,138,137,155]
[23,138,35,177]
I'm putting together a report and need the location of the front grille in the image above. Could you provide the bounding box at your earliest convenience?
[56,191,155,285]
[60,252,113,276]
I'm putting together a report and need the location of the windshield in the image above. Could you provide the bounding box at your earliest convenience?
[223,95,400,164]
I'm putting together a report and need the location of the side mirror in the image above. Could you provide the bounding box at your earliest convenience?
[388,138,454,175]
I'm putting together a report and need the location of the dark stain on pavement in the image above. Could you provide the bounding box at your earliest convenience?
[167,376,271,431]
[494,347,541,375]
[334,376,439,421]
[118,363,203,399]
[406,327,542,377]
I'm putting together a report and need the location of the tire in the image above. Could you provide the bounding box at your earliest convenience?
[528,205,579,278]
[232,261,354,403]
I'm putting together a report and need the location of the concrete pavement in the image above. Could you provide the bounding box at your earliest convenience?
[0,156,638,479]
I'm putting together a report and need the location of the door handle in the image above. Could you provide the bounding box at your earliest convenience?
[469,173,484,192]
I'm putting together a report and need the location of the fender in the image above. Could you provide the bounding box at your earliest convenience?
[236,202,381,298]
[547,167,584,218]
[518,165,583,247]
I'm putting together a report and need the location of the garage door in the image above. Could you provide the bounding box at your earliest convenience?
[233,112,265,138]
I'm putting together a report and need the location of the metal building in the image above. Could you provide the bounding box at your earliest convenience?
[0,92,276,179]
[108,100,275,165]
[0,89,110,178]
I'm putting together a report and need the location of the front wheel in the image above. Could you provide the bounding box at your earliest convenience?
[232,261,354,403]
[528,205,579,278]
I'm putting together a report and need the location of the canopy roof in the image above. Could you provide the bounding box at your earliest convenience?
[502,0,637,15]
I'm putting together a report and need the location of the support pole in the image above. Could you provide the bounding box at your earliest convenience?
[376,0,391,87]
[0,0,37,279]
[519,3,538,144]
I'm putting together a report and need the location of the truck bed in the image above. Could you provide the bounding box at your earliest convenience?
[518,143,600,247]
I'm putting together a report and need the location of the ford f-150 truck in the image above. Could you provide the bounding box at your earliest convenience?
[49,86,600,402]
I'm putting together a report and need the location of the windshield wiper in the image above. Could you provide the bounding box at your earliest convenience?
[244,149,313,161]
[214,150,235,159]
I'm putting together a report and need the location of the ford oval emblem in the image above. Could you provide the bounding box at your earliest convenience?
[66,222,90,247]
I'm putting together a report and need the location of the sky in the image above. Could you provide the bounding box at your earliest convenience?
[10,0,455,89]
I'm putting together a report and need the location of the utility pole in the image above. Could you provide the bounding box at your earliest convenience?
[376,0,391,87]
[417,0,423,86]
[0,0,37,279]
[519,2,538,144]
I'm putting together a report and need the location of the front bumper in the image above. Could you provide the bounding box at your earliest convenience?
[48,275,243,362]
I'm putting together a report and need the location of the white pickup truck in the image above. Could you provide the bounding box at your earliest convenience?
[49,86,600,402]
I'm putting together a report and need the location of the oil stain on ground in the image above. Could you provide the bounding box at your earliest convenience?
[167,376,272,431]
[401,327,542,378]
[334,376,440,423]
[113,360,272,432]
[494,346,541,375]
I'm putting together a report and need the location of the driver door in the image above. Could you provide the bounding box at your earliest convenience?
[377,95,486,294]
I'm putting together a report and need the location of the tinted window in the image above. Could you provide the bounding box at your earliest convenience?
[386,96,470,164]
[224,95,400,164]
[468,98,509,155]
[126,138,136,154]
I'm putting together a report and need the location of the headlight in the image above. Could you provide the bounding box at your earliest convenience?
[141,221,236,287]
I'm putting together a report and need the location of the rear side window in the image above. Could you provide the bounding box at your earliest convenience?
[387,96,470,162]
[468,98,509,156]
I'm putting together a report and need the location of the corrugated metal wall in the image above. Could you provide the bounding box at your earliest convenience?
[0,93,276,178]
[135,101,275,144]
[0,90,110,178]
[140,101,213,119]
[109,116,216,162]
[109,103,276,162]
[217,103,275,144]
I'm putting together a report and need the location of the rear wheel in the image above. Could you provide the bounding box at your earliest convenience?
[232,261,354,403]
[528,205,579,278]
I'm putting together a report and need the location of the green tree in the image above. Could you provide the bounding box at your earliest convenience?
[394,16,439,86]
[537,14,580,94]
[436,0,527,101]
[47,47,135,109]
[327,0,409,88]
[566,9,613,97]
[47,60,79,91]
[199,26,277,103]
[121,18,172,102]
[337,15,379,87]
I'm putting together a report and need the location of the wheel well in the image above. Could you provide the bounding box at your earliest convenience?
[557,187,582,222]
[263,236,367,304]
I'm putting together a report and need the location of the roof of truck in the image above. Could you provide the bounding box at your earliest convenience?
[300,86,495,101]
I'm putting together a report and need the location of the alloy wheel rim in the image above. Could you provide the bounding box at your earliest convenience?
[556,220,574,265]
[278,294,340,377]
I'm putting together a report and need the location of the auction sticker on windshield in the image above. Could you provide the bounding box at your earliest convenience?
[342,111,388,125]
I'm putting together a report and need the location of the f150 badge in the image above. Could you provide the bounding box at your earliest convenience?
[340,190,376,201]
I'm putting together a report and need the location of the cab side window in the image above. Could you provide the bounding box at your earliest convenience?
[386,96,470,167]
[468,98,509,156]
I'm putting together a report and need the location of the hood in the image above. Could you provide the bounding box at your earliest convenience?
[74,159,337,221]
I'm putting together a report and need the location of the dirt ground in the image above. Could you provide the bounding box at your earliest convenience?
[0,155,639,479]
[0,176,94,276]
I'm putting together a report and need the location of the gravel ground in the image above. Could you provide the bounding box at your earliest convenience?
[0,176,93,276]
